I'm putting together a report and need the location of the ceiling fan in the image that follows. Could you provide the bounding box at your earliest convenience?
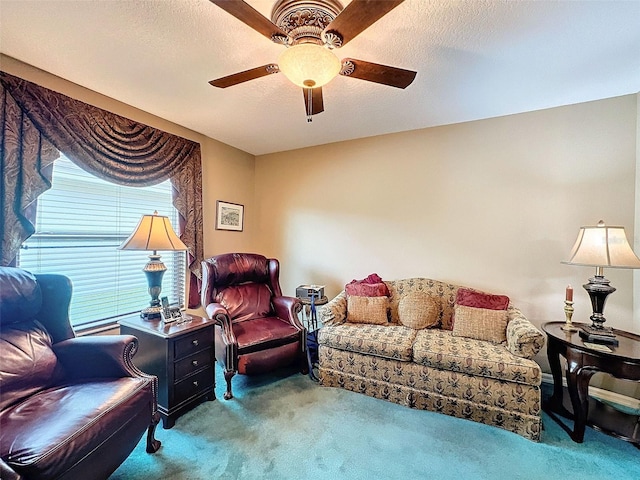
[208,0,417,121]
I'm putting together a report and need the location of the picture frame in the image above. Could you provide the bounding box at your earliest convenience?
[215,201,244,231]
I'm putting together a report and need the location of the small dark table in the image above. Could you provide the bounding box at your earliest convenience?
[298,296,328,381]
[120,314,216,428]
[543,322,640,445]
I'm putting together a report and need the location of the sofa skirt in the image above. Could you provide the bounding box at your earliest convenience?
[319,347,542,441]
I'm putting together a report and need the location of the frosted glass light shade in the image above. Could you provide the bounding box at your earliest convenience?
[278,43,341,88]
[563,221,640,268]
[119,211,187,252]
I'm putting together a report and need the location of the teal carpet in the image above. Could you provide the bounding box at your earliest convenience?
[111,368,640,480]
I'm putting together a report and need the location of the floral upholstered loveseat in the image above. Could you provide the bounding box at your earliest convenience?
[317,278,545,441]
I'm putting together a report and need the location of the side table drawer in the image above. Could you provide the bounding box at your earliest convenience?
[174,367,214,405]
[174,348,213,380]
[174,328,213,359]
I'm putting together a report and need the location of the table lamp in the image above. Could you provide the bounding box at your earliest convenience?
[119,211,188,320]
[562,220,640,343]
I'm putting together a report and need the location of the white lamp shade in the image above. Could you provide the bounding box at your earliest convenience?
[278,43,341,88]
[119,212,187,252]
[564,221,640,269]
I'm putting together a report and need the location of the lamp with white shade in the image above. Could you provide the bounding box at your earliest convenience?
[563,220,640,343]
[119,211,188,320]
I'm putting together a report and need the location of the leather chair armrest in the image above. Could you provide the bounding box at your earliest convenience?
[272,296,304,330]
[205,302,236,345]
[53,335,142,379]
[1,458,21,480]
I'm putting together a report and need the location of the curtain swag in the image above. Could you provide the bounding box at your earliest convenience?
[0,71,204,307]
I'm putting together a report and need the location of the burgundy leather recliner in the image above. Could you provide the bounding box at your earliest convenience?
[0,267,161,480]
[201,253,307,400]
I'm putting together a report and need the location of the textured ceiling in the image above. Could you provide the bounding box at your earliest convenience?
[1,0,639,156]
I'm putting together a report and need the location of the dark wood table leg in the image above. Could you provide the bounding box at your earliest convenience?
[566,354,598,443]
[546,337,565,412]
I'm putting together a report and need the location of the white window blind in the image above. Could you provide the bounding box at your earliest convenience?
[19,155,185,329]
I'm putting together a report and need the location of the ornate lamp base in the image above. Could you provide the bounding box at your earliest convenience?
[579,326,619,345]
[141,305,163,320]
[140,253,166,321]
[579,273,618,345]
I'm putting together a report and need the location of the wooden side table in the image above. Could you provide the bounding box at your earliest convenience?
[120,314,216,429]
[542,321,640,445]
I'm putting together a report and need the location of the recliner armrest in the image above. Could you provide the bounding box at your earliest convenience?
[272,296,304,330]
[205,302,236,345]
[506,307,545,359]
[318,291,348,326]
[53,335,143,379]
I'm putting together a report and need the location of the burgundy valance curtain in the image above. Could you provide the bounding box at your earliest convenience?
[0,71,203,307]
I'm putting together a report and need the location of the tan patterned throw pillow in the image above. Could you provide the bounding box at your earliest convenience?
[397,292,439,329]
[452,304,508,343]
[346,295,389,325]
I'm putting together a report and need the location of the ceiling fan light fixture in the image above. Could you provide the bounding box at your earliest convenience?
[278,43,341,88]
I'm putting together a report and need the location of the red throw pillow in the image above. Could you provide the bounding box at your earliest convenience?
[345,273,390,297]
[448,288,510,331]
[456,288,510,310]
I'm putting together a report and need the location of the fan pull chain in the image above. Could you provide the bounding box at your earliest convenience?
[306,88,312,123]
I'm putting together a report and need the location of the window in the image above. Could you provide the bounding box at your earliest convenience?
[19,155,185,329]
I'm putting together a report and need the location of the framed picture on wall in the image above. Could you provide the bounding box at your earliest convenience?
[215,201,244,231]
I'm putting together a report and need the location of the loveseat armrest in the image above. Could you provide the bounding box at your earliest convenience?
[506,307,545,359]
[318,291,348,326]
[53,335,145,379]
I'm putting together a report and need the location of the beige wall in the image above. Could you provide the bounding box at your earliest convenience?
[256,95,639,369]
[0,55,259,303]
[3,55,639,374]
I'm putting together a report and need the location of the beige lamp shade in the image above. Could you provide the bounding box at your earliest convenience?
[278,43,341,88]
[563,220,640,269]
[119,211,187,252]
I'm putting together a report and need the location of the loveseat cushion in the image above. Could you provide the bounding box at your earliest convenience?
[319,324,417,362]
[412,329,541,386]
[0,377,152,480]
[0,320,57,411]
[397,291,439,329]
[346,295,389,325]
[452,304,508,343]
[387,279,459,329]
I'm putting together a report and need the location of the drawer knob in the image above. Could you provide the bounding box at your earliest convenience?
[192,360,199,367]
[193,381,199,387]
[192,339,199,346]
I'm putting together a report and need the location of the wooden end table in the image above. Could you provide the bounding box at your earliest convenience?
[542,321,640,446]
[120,314,216,429]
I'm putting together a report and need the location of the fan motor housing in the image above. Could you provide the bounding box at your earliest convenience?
[271,0,343,45]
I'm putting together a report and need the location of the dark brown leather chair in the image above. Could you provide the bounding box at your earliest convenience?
[0,267,160,480]
[201,253,307,400]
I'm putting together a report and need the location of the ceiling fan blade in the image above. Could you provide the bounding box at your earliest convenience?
[324,0,405,47]
[209,64,279,88]
[209,0,288,43]
[340,58,416,89]
[303,87,324,120]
